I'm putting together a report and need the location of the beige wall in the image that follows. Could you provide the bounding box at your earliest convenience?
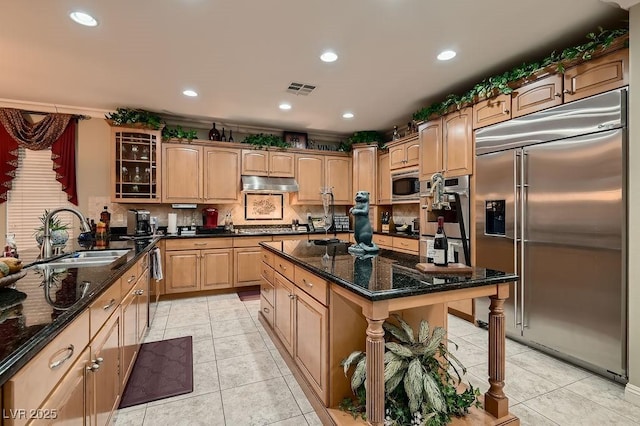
[628,4,640,403]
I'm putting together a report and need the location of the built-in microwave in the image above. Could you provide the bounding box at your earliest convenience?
[391,170,420,202]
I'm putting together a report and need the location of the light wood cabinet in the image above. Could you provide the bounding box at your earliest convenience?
[163,144,240,204]
[377,153,391,204]
[472,94,511,129]
[120,285,138,389]
[234,247,262,287]
[293,154,325,204]
[325,155,353,205]
[241,150,295,178]
[294,287,329,404]
[420,108,473,178]
[165,250,200,294]
[201,248,234,289]
[135,269,149,344]
[165,239,236,293]
[274,272,295,355]
[563,49,628,103]
[111,127,162,203]
[392,236,419,255]
[352,145,377,203]
[511,74,563,118]
[204,147,241,203]
[388,135,420,170]
[89,312,121,426]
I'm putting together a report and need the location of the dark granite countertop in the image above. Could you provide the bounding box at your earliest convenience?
[260,240,518,302]
[0,237,160,386]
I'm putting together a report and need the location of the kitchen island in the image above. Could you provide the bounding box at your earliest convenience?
[259,239,519,425]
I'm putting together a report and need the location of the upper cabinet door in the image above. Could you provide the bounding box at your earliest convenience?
[204,147,241,203]
[241,150,269,176]
[112,127,161,203]
[563,49,628,103]
[419,119,443,181]
[293,154,324,204]
[511,74,563,118]
[352,146,377,203]
[443,107,473,177]
[269,152,295,178]
[404,139,420,168]
[472,94,511,129]
[378,153,391,205]
[388,144,406,170]
[162,144,202,203]
[325,156,352,205]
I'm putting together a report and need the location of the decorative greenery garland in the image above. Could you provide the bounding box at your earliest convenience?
[162,125,198,141]
[243,133,289,148]
[105,108,164,130]
[413,27,628,122]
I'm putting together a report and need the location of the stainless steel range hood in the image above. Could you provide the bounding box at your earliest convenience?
[241,175,299,193]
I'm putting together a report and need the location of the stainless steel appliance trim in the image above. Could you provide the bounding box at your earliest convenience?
[241,175,299,193]
[391,169,420,202]
[520,150,526,329]
[514,150,519,328]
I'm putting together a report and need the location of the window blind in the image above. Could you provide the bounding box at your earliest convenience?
[6,148,76,251]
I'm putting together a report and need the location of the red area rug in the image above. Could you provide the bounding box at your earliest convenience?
[119,336,193,408]
[238,288,260,301]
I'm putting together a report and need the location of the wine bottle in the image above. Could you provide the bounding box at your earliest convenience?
[208,122,221,141]
[228,130,234,142]
[433,216,448,266]
[221,128,227,142]
[392,125,400,140]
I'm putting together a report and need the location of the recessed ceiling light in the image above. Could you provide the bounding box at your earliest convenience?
[437,50,456,61]
[69,11,98,27]
[320,51,338,63]
[279,103,292,110]
[182,89,198,97]
[342,112,354,119]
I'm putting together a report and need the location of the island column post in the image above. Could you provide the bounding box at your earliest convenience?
[484,283,510,418]
[363,301,389,426]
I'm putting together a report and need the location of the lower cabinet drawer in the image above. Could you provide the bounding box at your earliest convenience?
[261,278,275,306]
[260,295,274,328]
[261,249,274,268]
[260,261,274,284]
[3,310,90,421]
[90,279,121,339]
[373,234,393,247]
[294,266,328,306]
[273,256,294,282]
[392,237,419,254]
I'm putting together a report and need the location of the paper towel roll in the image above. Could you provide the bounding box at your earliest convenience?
[168,213,178,234]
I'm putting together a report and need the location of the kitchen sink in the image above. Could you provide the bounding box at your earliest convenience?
[33,249,130,269]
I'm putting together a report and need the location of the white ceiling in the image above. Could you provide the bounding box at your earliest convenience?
[0,1,628,135]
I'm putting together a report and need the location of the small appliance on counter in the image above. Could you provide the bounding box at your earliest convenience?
[202,208,219,229]
[127,209,151,236]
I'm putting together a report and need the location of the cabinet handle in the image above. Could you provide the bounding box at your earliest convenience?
[263,307,270,313]
[279,264,287,271]
[555,92,562,98]
[127,275,136,284]
[303,278,313,288]
[93,357,104,365]
[288,293,295,299]
[103,298,116,310]
[135,289,145,296]
[49,345,74,370]
[86,363,100,372]
[563,89,575,95]
[400,241,408,247]
[194,242,207,246]
[502,106,510,115]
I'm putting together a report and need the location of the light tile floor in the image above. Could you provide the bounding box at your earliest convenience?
[113,294,640,426]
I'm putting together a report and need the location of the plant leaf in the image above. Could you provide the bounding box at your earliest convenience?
[350,357,367,394]
[425,327,447,353]
[382,321,411,344]
[384,356,406,382]
[341,351,364,376]
[385,342,413,358]
[392,314,415,344]
[403,358,424,414]
[423,372,446,413]
[418,320,430,344]
[385,370,405,395]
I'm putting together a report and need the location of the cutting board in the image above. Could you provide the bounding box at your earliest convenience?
[416,262,473,274]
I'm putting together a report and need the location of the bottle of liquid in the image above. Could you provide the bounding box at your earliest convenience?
[95,221,108,247]
[208,122,221,141]
[392,125,400,140]
[221,128,227,142]
[433,216,448,266]
[228,130,234,142]
[100,206,111,236]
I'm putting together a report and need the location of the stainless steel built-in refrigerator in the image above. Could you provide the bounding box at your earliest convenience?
[474,88,627,380]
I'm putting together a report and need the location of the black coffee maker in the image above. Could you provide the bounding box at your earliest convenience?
[127,209,151,236]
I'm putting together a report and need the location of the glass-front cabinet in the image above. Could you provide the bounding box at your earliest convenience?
[111,126,162,203]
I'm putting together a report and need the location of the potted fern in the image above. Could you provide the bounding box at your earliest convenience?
[341,315,480,425]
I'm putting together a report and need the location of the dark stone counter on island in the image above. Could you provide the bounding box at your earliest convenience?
[260,239,518,301]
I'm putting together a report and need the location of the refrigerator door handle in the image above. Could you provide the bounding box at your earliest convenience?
[514,150,520,328]
[521,151,528,329]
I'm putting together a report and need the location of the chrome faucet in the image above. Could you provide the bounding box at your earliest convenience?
[41,207,92,259]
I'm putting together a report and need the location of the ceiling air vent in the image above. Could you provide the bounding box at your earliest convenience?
[286,82,316,96]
